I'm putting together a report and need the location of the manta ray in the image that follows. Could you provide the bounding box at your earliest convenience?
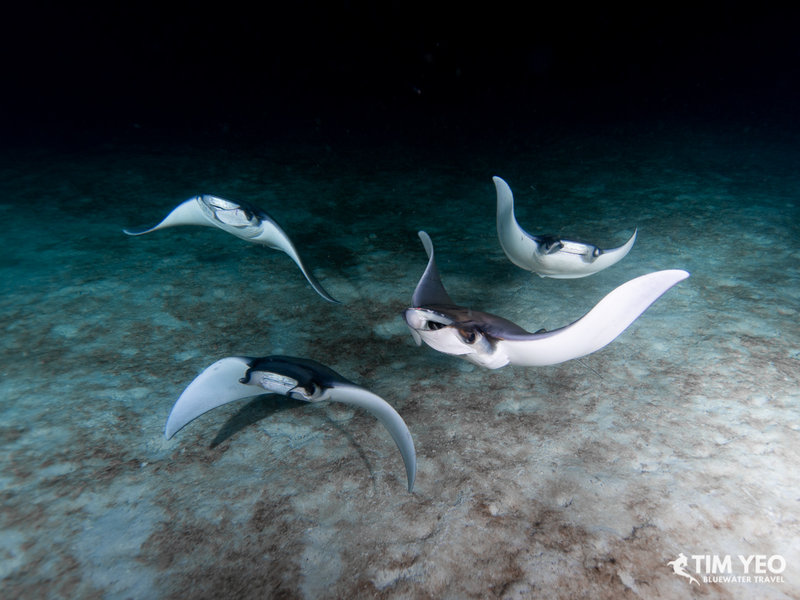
[403,231,688,369]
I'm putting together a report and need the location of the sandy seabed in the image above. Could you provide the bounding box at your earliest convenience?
[2,121,799,599]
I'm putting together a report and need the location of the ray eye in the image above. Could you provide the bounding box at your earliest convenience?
[426,321,445,331]
[593,248,602,257]
[460,330,477,344]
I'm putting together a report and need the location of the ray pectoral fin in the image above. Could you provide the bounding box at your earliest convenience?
[501,269,689,366]
[412,231,454,306]
[124,197,210,236]
[325,385,417,492]
[256,220,340,304]
[290,259,340,304]
[592,227,637,268]
[293,261,341,304]
[165,356,260,439]
[493,175,637,278]
[493,176,540,272]
[123,223,160,235]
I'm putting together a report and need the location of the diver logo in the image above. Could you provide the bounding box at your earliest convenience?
[668,552,787,585]
[667,553,700,585]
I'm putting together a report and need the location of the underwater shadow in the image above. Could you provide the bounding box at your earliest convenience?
[208,395,380,493]
[209,395,300,447]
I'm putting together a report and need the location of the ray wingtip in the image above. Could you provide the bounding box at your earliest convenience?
[123,225,154,236]
[164,414,183,439]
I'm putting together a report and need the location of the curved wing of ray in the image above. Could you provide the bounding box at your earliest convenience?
[500,269,689,366]
[494,176,539,272]
[255,219,340,303]
[325,385,417,492]
[123,198,210,235]
[412,231,454,307]
[164,356,257,439]
[574,228,638,277]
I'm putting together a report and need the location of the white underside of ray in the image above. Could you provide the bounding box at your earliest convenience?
[164,356,254,439]
[124,196,339,303]
[258,220,340,304]
[123,198,210,234]
[493,176,636,278]
[498,269,689,367]
[164,356,416,491]
[527,229,637,279]
[325,385,417,491]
